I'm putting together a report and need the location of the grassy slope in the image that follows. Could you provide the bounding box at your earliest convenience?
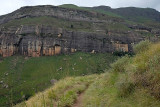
[16,75,100,107]
[1,16,95,32]
[60,4,160,24]
[2,4,157,37]
[59,4,122,18]
[83,41,160,107]
[2,4,157,36]
[1,16,131,34]
[0,52,117,106]
[1,4,160,33]
[19,41,160,107]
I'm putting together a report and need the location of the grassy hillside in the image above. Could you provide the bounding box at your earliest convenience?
[1,16,132,34]
[60,4,122,18]
[1,16,95,32]
[18,41,160,107]
[2,4,159,37]
[16,75,100,107]
[83,41,160,107]
[59,4,90,11]
[91,6,160,23]
[0,52,117,106]
[60,4,160,23]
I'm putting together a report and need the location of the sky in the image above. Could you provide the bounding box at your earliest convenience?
[0,0,160,15]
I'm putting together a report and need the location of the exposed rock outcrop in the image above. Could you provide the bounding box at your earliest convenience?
[128,25,152,32]
[0,5,159,57]
[0,25,158,57]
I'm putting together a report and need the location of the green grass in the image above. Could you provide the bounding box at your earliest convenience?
[16,74,100,107]
[82,72,160,107]
[59,4,91,11]
[18,42,160,107]
[2,16,108,33]
[0,52,117,106]
[93,9,123,18]
[107,23,130,31]
[83,42,160,107]
[60,4,122,18]
[2,16,94,32]
[2,16,133,34]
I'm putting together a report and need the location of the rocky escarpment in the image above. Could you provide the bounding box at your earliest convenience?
[0,5,160,57]
[1,25,158,57]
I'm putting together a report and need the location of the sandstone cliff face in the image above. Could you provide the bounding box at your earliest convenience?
[0,5,159,57]
[0,25,155,57]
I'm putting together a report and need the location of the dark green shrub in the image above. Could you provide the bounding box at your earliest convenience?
[113,51,133,57]
[132,42,160,99]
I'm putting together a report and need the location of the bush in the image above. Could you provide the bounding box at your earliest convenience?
[58,90,77,107]
[133,40,151,54]
[113,51,133,57]
[115,74,135,97]
[112,42,160,99]
[132,43,160,99]
[111,56,130,72]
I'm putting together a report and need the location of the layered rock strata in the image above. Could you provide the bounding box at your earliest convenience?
[0,25,157,57]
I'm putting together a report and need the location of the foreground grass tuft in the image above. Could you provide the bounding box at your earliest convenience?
[16,75,99,107]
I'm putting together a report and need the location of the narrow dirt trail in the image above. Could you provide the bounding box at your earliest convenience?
[72,91,85,107]
[72,85,90,107]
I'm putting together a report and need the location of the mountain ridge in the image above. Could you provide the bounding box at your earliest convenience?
[1,4,160,23]
[60,4,160,22]
[0,4,160,57]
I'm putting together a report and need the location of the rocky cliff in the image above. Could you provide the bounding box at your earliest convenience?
[0,5,160,57]
[0,5,120,25]
[1,25,158,57]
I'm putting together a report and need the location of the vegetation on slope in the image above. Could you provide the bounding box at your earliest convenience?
[84,41,160,107]
[19,41,160,107]
[59,4,90,11]
[1,15,132,34]
[1,4,160,35]
[16,75,100,107]
[60,4,160,23]
[2,4,159,37]
[92,6,160,23]
[83,41,160,106]
[59,4,122,18]
[0,52,117,106]
[1,16,95,32]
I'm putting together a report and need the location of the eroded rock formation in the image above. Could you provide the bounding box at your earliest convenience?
[0,5,160,57]
[0,25,158,57]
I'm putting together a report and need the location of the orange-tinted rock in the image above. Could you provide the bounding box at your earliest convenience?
[55,46,61,55]
[71,48,77,53]
[0,44,17,57]
[0,25,158,58]
[114,43,128,52]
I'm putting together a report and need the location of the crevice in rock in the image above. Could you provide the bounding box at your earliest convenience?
[14,36,23,55]
[40,40,44,56]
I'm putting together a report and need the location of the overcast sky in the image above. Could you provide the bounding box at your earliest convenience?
[1,0,160,15]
